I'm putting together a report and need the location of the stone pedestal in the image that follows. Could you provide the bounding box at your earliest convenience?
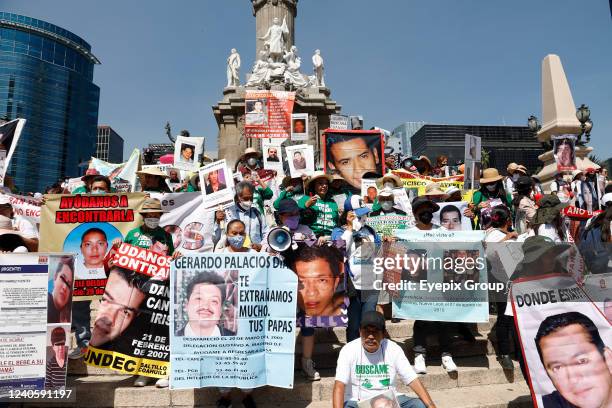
[213,86,341,169]
[537,146,600,192]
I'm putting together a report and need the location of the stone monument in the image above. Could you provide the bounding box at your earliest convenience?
[534,54,599,191]
[213,0,341,167]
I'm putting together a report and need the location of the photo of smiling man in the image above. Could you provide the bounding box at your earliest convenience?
[535,312,611,408]
[175,271,236,337]
[324,131,384,192]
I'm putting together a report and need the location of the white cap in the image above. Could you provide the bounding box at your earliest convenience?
[33,192,43,200]
[602,193,612,207]
[445,186,461,196]
[0,195,11,205]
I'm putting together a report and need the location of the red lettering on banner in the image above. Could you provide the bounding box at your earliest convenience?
[113,243,171,280]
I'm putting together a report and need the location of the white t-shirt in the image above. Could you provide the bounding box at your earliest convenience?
[13,215,38,239]
[335,338,418,402]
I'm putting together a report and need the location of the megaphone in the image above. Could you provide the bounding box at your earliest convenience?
[267,227,293,253]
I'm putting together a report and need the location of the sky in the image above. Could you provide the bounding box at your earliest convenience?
[4,0,612,160]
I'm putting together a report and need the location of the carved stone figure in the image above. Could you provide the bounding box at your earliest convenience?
[226,48,241,87]
[283,46,308,88]
[259,17,289,62]
[246,50,271,87]
[312,49,325,87]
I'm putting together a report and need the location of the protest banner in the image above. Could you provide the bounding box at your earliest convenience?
[0,253,75,395]
[511,274,611,408]
[173,136,204,172]
[392,170,465,197]
[39,193,146,300]
[465,134,481,162]
[170,253,297,389]
[63,177,85,194]
[84,257,171,378]
[357,390,401,408]
[261,139,284,173]
[552,134,577,171]
[0,119,26,186]
[366,213,414,238]
[244,90,295,138]
[390,229,489,322]
[290,113,308,141]
[285,144,314,178]
[433,201,472,231]
[581,273,612,322]
[562,205,602,220]
[91,148,141,192]
[198,159,234,209]
[0,192,41,227]
[323,130,385,191]
[286,244,349,328]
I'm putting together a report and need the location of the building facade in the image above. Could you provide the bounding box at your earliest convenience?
[391,121,426,156]
[96,125,124,163]
[0,12,100,192]
[411,124,544,173]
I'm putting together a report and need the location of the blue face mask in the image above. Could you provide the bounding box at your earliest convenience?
[91,189,106,194]
[284,216,300,230]
[227,235,245,249]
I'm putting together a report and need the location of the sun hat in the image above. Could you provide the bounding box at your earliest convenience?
[445,186,461,196]
[138,198,168,214]
[480,168,504,184]
[137,167,169,179]
[515,165,528,175]
[240,147,262,160]
[423,182,449,199]
[380,172,402,188]
[521,236,571,264]
[506,163,519,174]
[532,194,569,225]
[411,196,440,213]
[304,171,332,193]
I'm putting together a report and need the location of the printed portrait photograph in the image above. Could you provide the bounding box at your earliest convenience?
[324,132,383,191]
[292,118,306,134]
[553,137,576,169]
[442,249,480,284]
[47,255,75,324]
[245,99,268,126]
[179,143,196,164]
[174,269,238,337]
[45,325,69,391]
[266,146,280,162]
[202,168,227,195]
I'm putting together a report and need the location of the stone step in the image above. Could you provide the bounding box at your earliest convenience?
[59,355,525,408]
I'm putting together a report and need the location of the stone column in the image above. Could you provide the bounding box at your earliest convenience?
[252,0,297,57]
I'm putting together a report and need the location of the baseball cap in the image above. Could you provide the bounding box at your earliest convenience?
[360,311,385,331]
[602,193,612,207]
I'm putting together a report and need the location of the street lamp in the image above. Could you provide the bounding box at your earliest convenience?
[527,115,549,150]
[576,104,592,145]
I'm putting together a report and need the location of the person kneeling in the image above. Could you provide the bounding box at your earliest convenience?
[333,311,436,408]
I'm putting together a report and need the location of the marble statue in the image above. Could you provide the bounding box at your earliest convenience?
[246,50,271,87]
[312,49,325,87]
[226,48,241,87]
[259,17,289,62]
[283,46,308,88]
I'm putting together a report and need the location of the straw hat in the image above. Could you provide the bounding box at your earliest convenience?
[480,168,503,184]
[81,167,100,182]
[138,198,168,214]
[137,167,169,179]
[445,186,461,197]
[240,147,262,161]
[423,182,449,199]
[571,169,584,180]
[515,165,527,175]
[305,171,332,192]
[379,172,402,188]
[506,163,519,174]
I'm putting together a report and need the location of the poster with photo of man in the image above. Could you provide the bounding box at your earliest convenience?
[174,136,204,172]
[433,201,472,231]
[285,144,314,178]
[198,159,234,209]
[170,253,297,389]
[552,134,577,171]
[464,134,481,162]
[262,139,284,172]
[324,130,384,192]
[291,113,308,141]
[244,90,295,138]
[357,390,401,408]
[512,274,612,408]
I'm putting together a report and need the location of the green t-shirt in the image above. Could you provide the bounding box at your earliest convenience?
[298,195,339,237]
[273,190,304,210]
[254,186,273,214]
[72,185,87,194]
[124,225,175,256]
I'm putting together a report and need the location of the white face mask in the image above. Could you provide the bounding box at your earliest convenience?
[512,174,519,181]
[383,182,395,189]
[239,200,252,209]
[352,218,363,231]
[380,201,394,211]
[144,217,160,229]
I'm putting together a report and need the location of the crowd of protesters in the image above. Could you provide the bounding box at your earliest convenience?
[0,143,610,408]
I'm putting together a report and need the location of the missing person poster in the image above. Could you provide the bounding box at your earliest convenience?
[365,213,415,238]
[390,229,489,322]
[261,139,284,173]
[361,179,378,205]
[170,253,297,389]
[39,193,146,300]
[433,201,472,231]
[290,113,308,141]
[0,192,41,228]
[393,170,465,197]
[464,134,481,162]
[0,253,74,395]
[357,390,401,408]
[323,130,384,192]
[552,134,577,171]
[198,159,234,209]
[329,114,350,130]
[286,244,349,328]
[244,90,295,138]
[285,144,314,178]
[84,245,172,378]
[174,136,204,172]
[581,273,612,322]
[511,274,611,408]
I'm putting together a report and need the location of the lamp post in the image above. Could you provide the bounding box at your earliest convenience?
[528,115,549,150]
[576,104,593,145]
